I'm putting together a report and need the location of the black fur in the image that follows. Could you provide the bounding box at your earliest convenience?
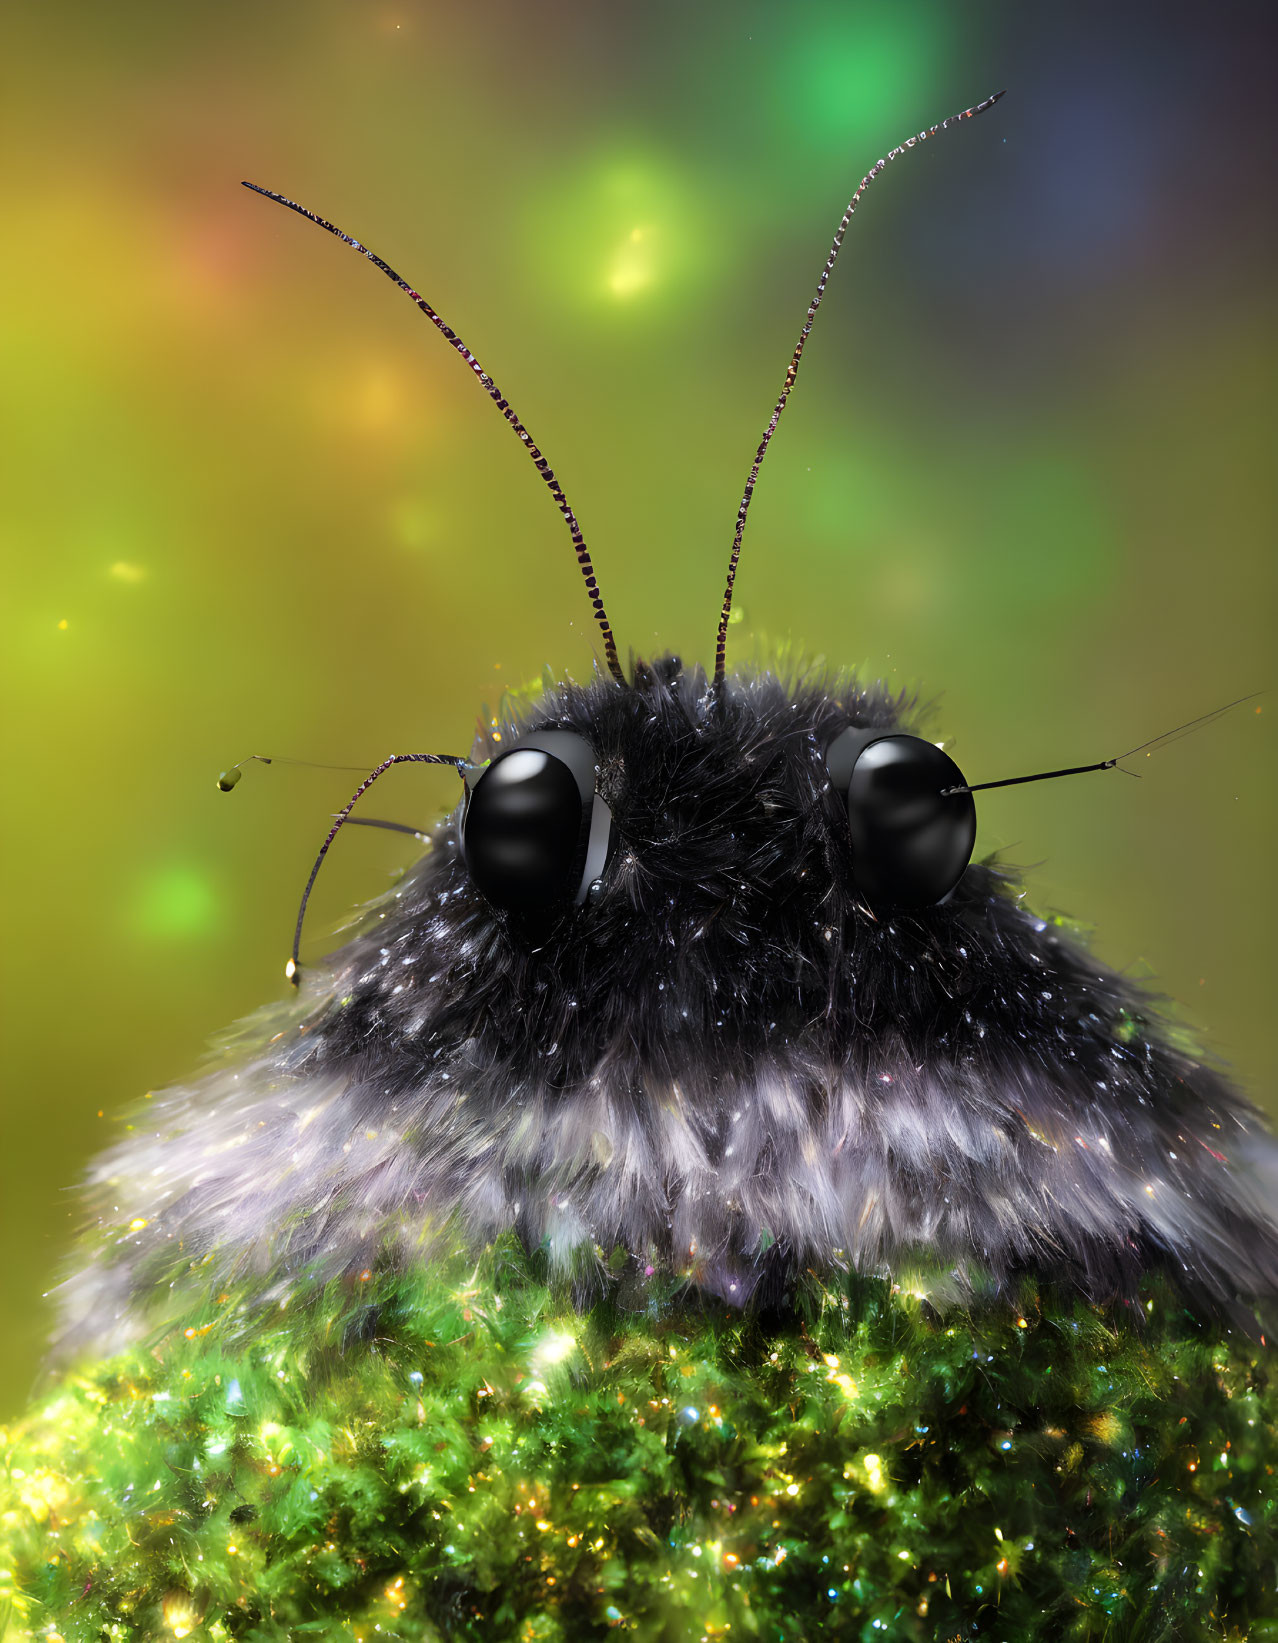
[44,655,1278,1369]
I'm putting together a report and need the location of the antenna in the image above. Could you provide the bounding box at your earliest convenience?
[712,90,1005,688]
[943,694,1262,795]
[283,752,468,984]
[243,181,626,685]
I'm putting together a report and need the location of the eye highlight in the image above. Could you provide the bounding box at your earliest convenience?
[460,731,612,913]
[826,727,976,907]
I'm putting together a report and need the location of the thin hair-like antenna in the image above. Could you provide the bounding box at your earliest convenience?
[336,815,429,839]
[942,693,1261,796]
[712,89,1006,688]
[216,752,387,791]
[242,181,627,686]
[286,753,467,984]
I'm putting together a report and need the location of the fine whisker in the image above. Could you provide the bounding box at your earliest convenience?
[336,815,431,839]
[1115,693,1262,762]
[217,753,390,792]
[945,692,1261,795]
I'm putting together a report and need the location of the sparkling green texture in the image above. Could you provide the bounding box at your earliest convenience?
[2,1239,1275,1640]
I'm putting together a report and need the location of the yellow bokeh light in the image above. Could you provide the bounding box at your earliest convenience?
[532,1330,577,1371]
[608,226,657,298]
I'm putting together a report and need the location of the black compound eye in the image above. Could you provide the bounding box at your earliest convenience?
[826,729,976,907]
[460,732,611,913]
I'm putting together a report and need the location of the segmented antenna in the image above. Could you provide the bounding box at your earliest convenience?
[287,753,467,984]
[712,90,1005,688]
[242,182,626,686]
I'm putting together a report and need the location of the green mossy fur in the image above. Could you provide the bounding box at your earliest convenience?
[2,1239,1275,1641]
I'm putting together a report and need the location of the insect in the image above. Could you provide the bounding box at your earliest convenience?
[43,90,1278,1374]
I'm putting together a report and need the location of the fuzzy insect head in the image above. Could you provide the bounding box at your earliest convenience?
[45,91,1278,1374]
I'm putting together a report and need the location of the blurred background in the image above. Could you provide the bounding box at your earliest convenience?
[2,0,1274,1416]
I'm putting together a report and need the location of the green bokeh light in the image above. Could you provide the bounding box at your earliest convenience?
[780,11,948,144]
[131,865,219,940]
[522,152,712,313]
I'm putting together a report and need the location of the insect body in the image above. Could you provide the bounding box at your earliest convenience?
[43,92,1278,1373]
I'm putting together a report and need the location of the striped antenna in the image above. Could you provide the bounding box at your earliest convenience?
[243,181,626,685]
[712,90,1005,688]
[286,752,468,984]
